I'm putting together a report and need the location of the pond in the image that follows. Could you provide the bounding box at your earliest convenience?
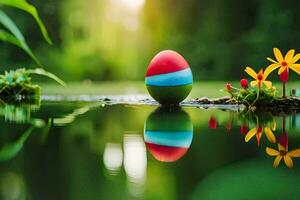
[0,94,300,200]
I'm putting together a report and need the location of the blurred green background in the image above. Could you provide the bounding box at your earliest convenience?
[1,0,300,82]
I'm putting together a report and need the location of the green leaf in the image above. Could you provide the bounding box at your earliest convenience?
[0,29,41,65]
[0,0,52,44]
[0,127,33,161]
[0,11,41,65]
[27,68,66,86]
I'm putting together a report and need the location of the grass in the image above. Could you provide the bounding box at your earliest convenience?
[40,81,300,99]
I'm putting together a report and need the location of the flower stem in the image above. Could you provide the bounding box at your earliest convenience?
[251,88,260,107]
[282,82,286,98]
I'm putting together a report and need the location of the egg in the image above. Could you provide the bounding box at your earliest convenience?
[145,50,193,105]
[144,108,193,162]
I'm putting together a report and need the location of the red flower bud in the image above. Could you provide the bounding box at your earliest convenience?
[240,125,248,135]
[226,121,231,132]
[279,131,288,148]
[240,79,248,89]
[226,83,231,92]
[280,68,288,83]
[209,116,217,129]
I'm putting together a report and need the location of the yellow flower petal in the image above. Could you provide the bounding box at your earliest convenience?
[250,81,258,87]
[289,64,300,75]
[292,53,300,63]
[278,144,287,152]
[278,66,286,75]
[245,67,258,79]
[288,148,300,157]
[266,147,279,156]
[273,155,282,168]
[264,63,281,78]
[272,121,276,131]
[284,155,293,168]
[256,128,262,145]
[267,57,278,64]
[245,128,257,142]
[273,48,284,62]
[263,81,272,89]
[285,49,295,62]
[264,127,276,143]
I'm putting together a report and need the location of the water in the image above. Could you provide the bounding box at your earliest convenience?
[0,98,300,200]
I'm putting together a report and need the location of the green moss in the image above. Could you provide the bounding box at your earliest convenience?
[0,68,64,102]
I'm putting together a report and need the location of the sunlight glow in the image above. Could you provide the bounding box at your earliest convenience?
[120,0,145,11]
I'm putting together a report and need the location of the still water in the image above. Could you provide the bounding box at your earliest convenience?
[0,100,300,200]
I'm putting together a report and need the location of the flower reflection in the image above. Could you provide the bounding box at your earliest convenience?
[226,121,231,132]
[245,126,276,145]
[103,143,123,175]
[144,108,193,162]
[266,144,300,168]
[243,114,276,145]
[209,116,217,129]
[240,124,248,135]
[266,115,300,168]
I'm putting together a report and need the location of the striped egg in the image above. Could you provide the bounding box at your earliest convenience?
[145,50,193,105]
[144,108,193,162]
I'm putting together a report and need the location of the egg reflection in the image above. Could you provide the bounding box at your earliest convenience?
[144,108,193,162]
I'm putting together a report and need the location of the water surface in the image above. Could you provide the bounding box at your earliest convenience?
[0,99,300,200]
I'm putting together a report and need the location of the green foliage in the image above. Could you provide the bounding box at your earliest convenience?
[0,0,51,44]
[1,0,300,81]
[0,0,51,65]
[0,68,65,102]
[0,11,40,64]
[233,87,278,107]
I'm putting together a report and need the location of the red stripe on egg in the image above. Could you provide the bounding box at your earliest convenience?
[145,142,189,162]
[146,50,189,77]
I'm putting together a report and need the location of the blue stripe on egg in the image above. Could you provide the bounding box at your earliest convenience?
[145,68,193,86]
[144,130,193,148]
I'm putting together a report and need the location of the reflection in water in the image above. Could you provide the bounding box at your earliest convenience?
[208,116,217,129]
[242,114,276,145]
[123,134,147,196]
[292,113,300,129]
[210,111,300,168]
[144,108,193,162]
[266,115,300,168]
[53,103,100,126]
[0,172,25,200]
[240,124,248,135]
[0,102,98,161]
[0,127,33,162]
[103,143,123,175]
[0,103,44,127]
[245,125,276,145]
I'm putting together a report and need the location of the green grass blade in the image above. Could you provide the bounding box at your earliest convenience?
[0,11,41,65]
[27,68,66,86]
[0,0,52,44]
[0,29,40,65]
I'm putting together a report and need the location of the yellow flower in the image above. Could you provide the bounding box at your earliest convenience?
[244,67,272,88]
[245,126,276,145]
[266,144,300,168]
[266,48,300,75]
